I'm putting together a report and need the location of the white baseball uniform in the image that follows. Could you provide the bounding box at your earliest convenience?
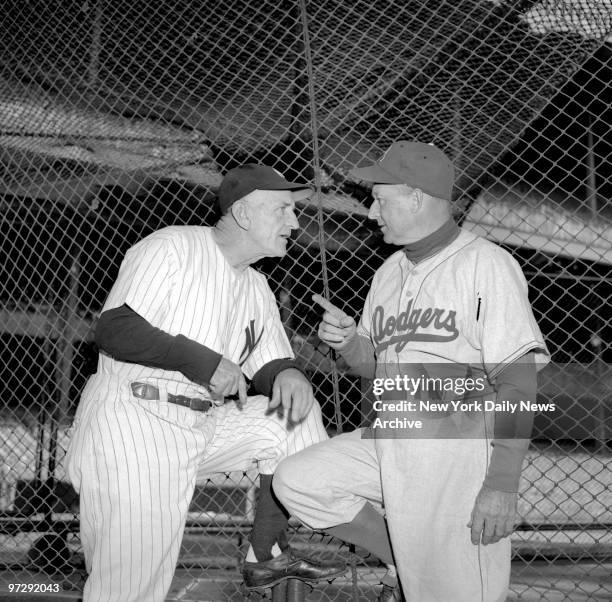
[275,228,549,601]
[65,226,327,602]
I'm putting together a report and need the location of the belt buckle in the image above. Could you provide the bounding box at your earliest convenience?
[189,398,211,412]
[131,382,160,400]
[168,393,210,412]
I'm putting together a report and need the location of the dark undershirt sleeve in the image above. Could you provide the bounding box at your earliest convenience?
[340,334,376,379]
[483,352,538,493]
[251,358,306,398]
[95,304,222,385]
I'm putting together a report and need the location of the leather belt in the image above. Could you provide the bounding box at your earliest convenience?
[130,382,212,412]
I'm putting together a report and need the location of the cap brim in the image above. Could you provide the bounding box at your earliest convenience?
[291,187,313,202]
[252,184,313,201]
[349,163,403,184]
[256,180,312,191]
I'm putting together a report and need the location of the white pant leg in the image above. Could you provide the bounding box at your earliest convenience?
[195,395,328,479]
[376,437,511,602]
[65,376,210,602]
[273,428,383,530]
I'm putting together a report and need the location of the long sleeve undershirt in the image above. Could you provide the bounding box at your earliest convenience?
[339,333,537,493]
[484,353,537,492]
[95,304,301,397]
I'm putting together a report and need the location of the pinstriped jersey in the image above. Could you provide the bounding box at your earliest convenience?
[357,229,550,379]
[98,225,294,395]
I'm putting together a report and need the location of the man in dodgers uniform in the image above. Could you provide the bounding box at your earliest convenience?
[274,142,550,601]
[65,164,345,601]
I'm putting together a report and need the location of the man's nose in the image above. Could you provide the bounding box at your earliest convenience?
[368,202,379,220]
[287,211,299,229]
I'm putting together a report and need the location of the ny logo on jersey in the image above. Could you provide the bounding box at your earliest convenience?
[239,319,264,366]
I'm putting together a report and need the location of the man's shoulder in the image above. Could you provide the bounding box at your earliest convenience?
[449,229,526,286]
[135,225,209,245]
[149,224,210,238]
[454,229,516,262]
[137,226,214,254]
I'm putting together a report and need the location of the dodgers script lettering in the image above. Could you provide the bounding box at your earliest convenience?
[372,300,459,352]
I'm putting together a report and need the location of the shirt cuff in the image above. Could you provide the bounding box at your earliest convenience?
[251,358,306,397]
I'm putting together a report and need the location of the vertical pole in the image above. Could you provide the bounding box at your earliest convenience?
[586,117,597,216]
[586,117,605,451]
[49,251,80,492]
[279,278,294,341]
[271,580,288,601]
[245,476,257,523]
[286,579,306,600]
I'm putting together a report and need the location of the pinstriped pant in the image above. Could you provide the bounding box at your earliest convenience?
[65,374,327,602]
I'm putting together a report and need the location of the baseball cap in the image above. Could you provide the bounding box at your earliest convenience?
[217,164,312,214]
[349,141,455,201]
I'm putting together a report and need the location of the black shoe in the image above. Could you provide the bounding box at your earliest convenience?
[242,550,346,589]
[377,582,405,602]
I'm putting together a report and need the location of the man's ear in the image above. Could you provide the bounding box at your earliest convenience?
[230,200,251,230]
[412,188,424,212]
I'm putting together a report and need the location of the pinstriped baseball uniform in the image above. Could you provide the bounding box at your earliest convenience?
[65,225,327,602]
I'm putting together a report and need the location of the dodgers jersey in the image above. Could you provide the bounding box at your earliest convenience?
[99,225,294,396]
[357,229,549,378]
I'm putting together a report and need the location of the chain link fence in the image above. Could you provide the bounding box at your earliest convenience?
[0,0,611,599]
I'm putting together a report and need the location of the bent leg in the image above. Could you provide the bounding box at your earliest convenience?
[272,428,382,528]
[273,429,393,563]
[196,395,328,478]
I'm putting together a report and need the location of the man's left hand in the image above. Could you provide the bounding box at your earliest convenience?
[268,368,316,423]
[467,485,518,545]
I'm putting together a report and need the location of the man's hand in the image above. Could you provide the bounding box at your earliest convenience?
[467,485,518,545]
[312,294,356,352]
[209,357,247,405]
[268,368,316,423]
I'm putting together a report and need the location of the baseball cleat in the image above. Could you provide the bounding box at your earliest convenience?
[242,550,346,589]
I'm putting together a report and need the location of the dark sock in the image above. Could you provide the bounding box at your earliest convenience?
[249,474,290,562]
[325,502,394,565]
[276,526,289,552]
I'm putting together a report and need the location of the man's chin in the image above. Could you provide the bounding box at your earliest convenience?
[382,232,397,245]
[270,241,288,258]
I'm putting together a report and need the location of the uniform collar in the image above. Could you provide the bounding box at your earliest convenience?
[402,218,460,264]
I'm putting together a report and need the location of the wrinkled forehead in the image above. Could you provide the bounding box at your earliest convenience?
[371,183,414,200]
[244,188,296,208]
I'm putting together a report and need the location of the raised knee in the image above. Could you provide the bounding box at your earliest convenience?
[272,455,301,504]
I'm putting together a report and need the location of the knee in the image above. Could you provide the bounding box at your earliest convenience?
[272,455,301,506]
[297,399,328,442]
[273,451,319,510]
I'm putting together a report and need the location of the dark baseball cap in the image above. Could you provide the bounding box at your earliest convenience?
[349,141,455,201]
[217,164,312,214]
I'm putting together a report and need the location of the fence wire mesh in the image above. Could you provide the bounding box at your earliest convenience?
[0,0,611,600]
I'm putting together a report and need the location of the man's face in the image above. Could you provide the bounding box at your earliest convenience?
[245,189,300,258]
[368,184,417,244]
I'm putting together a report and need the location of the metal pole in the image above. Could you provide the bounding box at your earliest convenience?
[286,579,306,601]
[586,116,605,452]
[48,251,80,500]
[271,581,287,601]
